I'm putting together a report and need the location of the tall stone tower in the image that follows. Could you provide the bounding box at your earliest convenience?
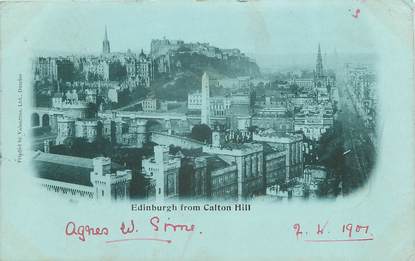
[102,26,111,55]
[315,44,323,78]
[201,72,210,126]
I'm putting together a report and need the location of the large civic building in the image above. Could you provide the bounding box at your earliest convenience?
[203,133,264,199]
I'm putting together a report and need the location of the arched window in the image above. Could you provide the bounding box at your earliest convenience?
[31,113,40,127]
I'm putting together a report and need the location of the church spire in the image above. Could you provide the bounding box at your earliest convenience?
[316,43,323,78]
[102,26,110,54]
[104,25,108,41]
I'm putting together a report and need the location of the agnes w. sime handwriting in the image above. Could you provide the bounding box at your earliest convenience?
[65,216,197,243]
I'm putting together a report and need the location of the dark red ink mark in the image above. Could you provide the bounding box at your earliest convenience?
[150,216,196,233]
[317,221,329,235]
[355,225,369,233]
[164,222,195,232]
[352,8,361,18]
[65,221,109,242]
[304,238,374,243]
[120,220,135,235]
[342,224,370,238]
[106,238,172,244]
[150,216,160,231]
[293,224,303,240]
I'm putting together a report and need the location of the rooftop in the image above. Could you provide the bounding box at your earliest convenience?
[219,142,263,151]
[33,152,124,187]
[255,129,302,139]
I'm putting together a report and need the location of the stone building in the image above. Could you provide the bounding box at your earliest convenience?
[33,57,58,81]
[294,112,333,141]
[74,119,98,142]
[56,117,76,144]
[262,143,287,188]
[203,140,264,199]
[207,156,238,199]
[141,145,181,201]
[253,130,303,181]
[142,97,159,112]
[125,50,154,88]
[178,155,209,198]
[33,152,132,201]
[56,116,101,144]
[188,91,233,117]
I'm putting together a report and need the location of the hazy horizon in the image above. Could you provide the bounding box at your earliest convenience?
[20,1,378,72]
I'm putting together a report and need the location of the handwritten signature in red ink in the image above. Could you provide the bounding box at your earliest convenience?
[64,216,198,244]
[65,221,109,242]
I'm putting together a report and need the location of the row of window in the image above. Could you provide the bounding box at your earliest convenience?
[212,174,236,187]
[43,184,94,198]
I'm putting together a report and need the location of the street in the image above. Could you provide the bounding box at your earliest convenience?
[336,73,376,195]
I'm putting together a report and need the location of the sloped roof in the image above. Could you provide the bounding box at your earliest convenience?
[206,155,232,171]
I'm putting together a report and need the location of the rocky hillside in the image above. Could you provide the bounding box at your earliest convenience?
[152,48,260,101]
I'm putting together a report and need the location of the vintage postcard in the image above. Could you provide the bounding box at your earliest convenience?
[0,0,414,260]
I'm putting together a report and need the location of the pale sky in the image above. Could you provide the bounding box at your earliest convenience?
[13,1,378,69]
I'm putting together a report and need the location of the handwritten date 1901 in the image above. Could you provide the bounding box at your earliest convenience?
[293,222,373,242]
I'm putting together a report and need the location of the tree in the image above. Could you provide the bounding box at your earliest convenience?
[50,144,70,155]
[191,124,212,144]
[93,137,112,157]
[109,61,127,82]
[70,137,94,158]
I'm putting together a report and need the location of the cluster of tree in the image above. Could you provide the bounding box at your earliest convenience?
[113,87,149,108]
[289,83,304,95]
[190,124,212,144]
[153,72,199,101]
[314,123,344,196]
[56,60,75,82]
[109,61,127,81]
[50,137,112,158]
[85,102,98,118]
[152,51,260,101]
